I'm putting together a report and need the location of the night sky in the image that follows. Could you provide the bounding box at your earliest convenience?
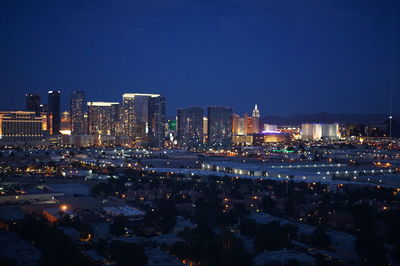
[0,0,399,116]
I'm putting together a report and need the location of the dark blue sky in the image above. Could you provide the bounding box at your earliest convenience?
[0,0,399,116]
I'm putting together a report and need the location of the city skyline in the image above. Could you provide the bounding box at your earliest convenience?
[1,0,399,116]
[1,2,400,265]
[2,89,400,119]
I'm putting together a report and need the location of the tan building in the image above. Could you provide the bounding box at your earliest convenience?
[87,102,120,135]
[0,111,44,142]
[121,93,165,147]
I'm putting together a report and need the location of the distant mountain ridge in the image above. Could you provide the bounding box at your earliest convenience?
[260,113,399,125]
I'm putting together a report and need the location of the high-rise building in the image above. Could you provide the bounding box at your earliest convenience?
[148,95,166,147]
[70,91,85,135]
[322,124,340,139]
[122,93,165,147]
[203,116,208,144]
[233,105,260,136]
[0,111,43,142]
[232,114,245,135]
[244,114,254,134]
[48,91,60,135]
[301,123,340,140]
[232,114,252,146]
[87,102,120,136]
[207,106,233,149]
[252,104,260,133]
[60,111,71,135]
[26,93,41,115]
[177,107,204,148]
[38,104,49,132]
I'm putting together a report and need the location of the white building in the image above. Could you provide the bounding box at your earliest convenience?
[252,104,260,133]
[301,123,340,140]
[322,123,340,139]
[263,124,278,132]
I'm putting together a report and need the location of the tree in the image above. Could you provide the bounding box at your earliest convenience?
[262,195,276,213]
[109,241,148,266]
[143,200,177,234]
[239,218,258,237]
[109,216,126,237]
[311,228,331,249]
[232,203,249,218]
[218,249,253,266]
[253,221,292,253]
[285,259,299,266]
[356,233,387,265]
[91,183,112,196]
[173,228,252,266]
[315,254,341,266]
[0,257,16,266]
[193,197,222,226]
[17,215,91,266]
[284,198,296,216]
[391,245,400,265]
[354,203,377,234]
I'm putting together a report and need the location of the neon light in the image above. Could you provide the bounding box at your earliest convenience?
[262,130,281,134]
[271,149,294,153]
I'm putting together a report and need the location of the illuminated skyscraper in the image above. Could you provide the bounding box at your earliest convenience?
[87,102,120,135]
[60,111,71,134]
[203,116,208,144]
[207,106,233,149]
[148,95,166,147]
[26,93,41,115]
[48,90,60,135]
[0,111,43,142]
[244,114,254,134]
[301,123,340,140]
[252,104,260,133]
[122,93,165,147]
[70,91,85,135]
[177,107,204,148]
[232,114,245,135]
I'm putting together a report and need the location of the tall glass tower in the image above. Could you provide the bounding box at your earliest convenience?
[48,90,60,135]
[177,107,204,148]
[26,93,41,115]
[122,93,166,147]
[70,91,85,135]
[207,106,233,149]
[252,104,260,133]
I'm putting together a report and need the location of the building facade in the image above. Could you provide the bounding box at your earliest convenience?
[301,123,340,140]
[148,95,166,147]
[122,93,165,147]
[177,107,204,148]
[0,111,43,142]
[232,114,245,136]
[48,91,61,135]
[60,111,71,134]
[26,93,41,115]
[252,104,260,133]
[70,91,85,135]
[87,102,120,136]
[207,106,233,149]
[263,124,278,132]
